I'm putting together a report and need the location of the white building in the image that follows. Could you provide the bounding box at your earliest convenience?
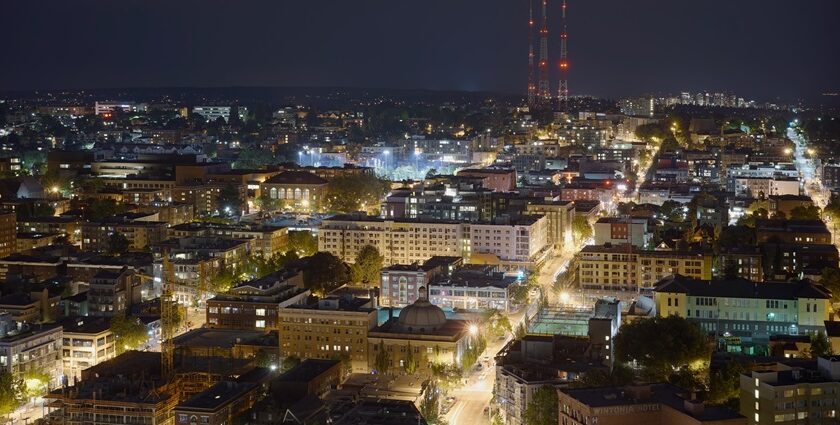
[428,267,518,312]
[593,217,650,248]
[468,216,551,271]
[0,315,63,389]
[319,215,466,266]
[192,106,248,123]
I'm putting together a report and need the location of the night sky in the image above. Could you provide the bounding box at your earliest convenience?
[3,0,839,100]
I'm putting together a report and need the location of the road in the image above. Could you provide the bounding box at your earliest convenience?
[789,126,837,246]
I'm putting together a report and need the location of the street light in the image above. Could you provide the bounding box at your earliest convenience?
[468,324,479,336]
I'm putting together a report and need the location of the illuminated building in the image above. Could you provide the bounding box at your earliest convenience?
[367,287,469,376]
[578,244,713,291]
[278,296,378,373]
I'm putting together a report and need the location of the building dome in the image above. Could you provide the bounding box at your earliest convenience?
[397,286,447,332]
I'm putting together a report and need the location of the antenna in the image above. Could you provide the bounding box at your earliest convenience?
[558,0,569,110]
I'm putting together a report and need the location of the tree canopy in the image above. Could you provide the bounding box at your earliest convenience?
[288,230,318,256]
[524,385,559,425]
[350,245,384,286]
[572,216,593,243]
[614,316,710,380]
[110,314,149,354]
[0,372,25,418]
[324,174,390,213]
[301,252,350,295]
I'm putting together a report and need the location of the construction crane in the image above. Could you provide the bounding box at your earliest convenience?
[161,252,177,383]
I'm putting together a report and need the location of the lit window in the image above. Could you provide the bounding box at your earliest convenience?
[255,320,266,328]
[256,309,266,316]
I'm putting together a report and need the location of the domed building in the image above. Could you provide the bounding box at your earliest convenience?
[368,287,471,376]
[395,287,448,333]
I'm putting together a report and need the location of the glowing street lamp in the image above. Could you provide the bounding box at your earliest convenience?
[468,324,479,336]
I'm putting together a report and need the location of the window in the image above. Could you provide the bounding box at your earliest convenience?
[256,308,266,316]
[255,320,266,328]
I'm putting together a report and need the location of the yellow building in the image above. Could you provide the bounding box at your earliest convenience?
[367,287,470,376]
[578,244,713,291]
[655,275,831,344]
[278,296,377,373]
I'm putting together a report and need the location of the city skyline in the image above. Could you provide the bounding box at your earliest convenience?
[2,0,839,101]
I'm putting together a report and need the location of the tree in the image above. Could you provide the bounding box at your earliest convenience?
[614,316,710,380]
[374,340,390,374]
[324,174,390,213]
[523,385,558,425]
[571,363,635,388]
[209,268,237,294]
[819,267,840,304]
[404,341,419,374]
[572,216,593,243]
[708,362,744,406]
[302,252,350,295]
[509,283,530,305]
[659,200,684,222]
[484,309,513,338]
[257,190,278,212]
[811,331,834,359]
[431,363,463,391]
[351,245,384,286]
[419,379,442,424]
[0,371,25,419]
[110,314,149,355]
[84,199,125,222]
[108,232,130,255]
[217,184,243,216]
[288,230,318,256]
[825,194,840,223]
[790,205,822,221]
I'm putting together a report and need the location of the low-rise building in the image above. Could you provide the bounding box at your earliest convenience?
[379,256,462,308]
[206,269,308,331]
[260,171,328,212]
[87,267,142,316]
[428,265,518,312]
[593,217,650,248]
[367,287,469,377]
[655,275,831,345]
[278,295,378,373]
[174,368,271,425]
[559,384,746,425]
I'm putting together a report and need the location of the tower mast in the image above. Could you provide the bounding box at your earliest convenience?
[537,0,550,103]
[527,0,536,105]
[558,0,569,109]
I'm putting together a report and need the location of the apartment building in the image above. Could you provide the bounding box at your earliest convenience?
[87,267,142,316]
[379,256,462,308]
[318,215,466,266]
[468,215,551,271]
[278,296,378,373]
[525,200,575,250]
[206,269,309,331]
[740,357,840,425]
[578,244,713,291]
[59,317,116,382]
[559,384,745,425]
[0,318,63,389]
